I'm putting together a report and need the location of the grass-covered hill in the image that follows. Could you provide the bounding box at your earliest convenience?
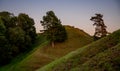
[37,29,120,71]
[0,25,93,71]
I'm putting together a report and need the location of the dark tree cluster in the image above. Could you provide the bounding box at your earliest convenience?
[90,13,107,40]
[41,11,67,47]
[0,11,37,66]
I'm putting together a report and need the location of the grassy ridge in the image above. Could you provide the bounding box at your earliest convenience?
[71,43,120,71]
[0,26,93,71]
[37,29,120,71]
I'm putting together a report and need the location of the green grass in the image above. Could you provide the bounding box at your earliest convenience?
[37,29,120,71]
[71,43,120,71]
[38,26,93,58]
[0,34,48,71]
[0,26,93,71]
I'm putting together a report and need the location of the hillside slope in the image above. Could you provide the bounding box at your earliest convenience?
[0,26,93,71]
[71,43,120,71]
[37,29,120,71]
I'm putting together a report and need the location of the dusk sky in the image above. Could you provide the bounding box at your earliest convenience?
[0,0,120,35]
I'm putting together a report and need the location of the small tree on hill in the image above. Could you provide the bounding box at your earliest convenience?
[90,13,107,40]
[40,11,67,47]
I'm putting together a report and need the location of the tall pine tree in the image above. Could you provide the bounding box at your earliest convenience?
[90,13,107,40]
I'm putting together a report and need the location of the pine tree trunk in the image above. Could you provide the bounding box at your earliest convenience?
[52,41,55,48]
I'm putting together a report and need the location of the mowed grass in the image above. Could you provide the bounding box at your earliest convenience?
[0,26,93,71]
[37,29,120,71]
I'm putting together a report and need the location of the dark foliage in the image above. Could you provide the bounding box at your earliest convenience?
[41,11,67,47]
[0,11,37,66]
[90,13,108,40]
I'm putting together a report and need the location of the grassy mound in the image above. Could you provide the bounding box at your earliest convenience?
[0,25,93,71]
[37,29,120,71]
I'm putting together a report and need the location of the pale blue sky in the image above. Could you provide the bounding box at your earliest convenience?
[0,0,120,35]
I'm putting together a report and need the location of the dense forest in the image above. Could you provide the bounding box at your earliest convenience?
[0,11,37,65]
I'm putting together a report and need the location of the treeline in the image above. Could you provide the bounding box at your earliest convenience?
[0,11,37,66]
[0,11,67,66]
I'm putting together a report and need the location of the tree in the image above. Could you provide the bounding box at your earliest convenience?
[8,27,26,52]
[0,11,15,28]
[40,11,67,47]
[0,14,12,65]
[90,13,107,40]
[18,13,37,43]
[0,17,6,35]
[0,11,37,66]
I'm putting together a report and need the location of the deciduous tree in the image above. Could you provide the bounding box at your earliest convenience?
[0,11,37,66]
[40,11,67,47]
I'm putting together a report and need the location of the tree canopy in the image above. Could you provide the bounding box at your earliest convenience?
[90,13,107,40]
[40,11,67,47]
[0,11,37,66]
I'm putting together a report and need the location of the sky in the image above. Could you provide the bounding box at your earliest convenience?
[0,0,120,35]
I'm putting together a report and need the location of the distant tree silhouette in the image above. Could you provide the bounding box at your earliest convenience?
[40,11,67,47]
[90,13,107,40]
